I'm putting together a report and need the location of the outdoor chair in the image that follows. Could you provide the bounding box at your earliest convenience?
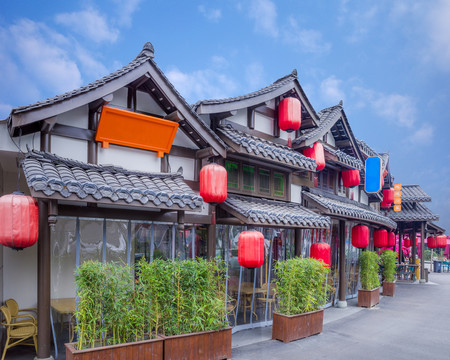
[1,305,38,360]
[256,283,277,319]
[5,298,37,325]
[227,298,237,324]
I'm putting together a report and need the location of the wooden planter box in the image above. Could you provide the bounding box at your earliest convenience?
[65,337,163,360]
[382,281,396,296]
[163,327,231,360]
[272,309,324,343]
[358,287,380,308]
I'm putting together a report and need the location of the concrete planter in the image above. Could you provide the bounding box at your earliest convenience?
[382,281,396,296]
[358,287,380,308]
[272,309,324,343]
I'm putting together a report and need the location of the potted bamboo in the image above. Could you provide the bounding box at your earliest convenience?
[358,251,381,307]
[272,257,329,343]
[381,249,397,296]
[66,258,231,360]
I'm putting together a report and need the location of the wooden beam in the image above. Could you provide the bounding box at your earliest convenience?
[274,97,280,138]
[50,123,95,141]
[88,94,113,112]
[164,110,185,122]
[195,147,219,159]
[247,107,256,129]
[338,220,346,306]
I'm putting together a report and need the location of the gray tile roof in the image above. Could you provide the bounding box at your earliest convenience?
[385,202,439,222]
[400,184,432,202]
[22,150,203,210]
[356,139,379,157]
[323,144,363,170]
[193,70,298,108]
[221,194,330,228]
[217,124,317,171]
[294,103,342,144]
[303,190,397,229]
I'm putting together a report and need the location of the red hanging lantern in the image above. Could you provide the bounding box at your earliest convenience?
[342,170,360,187]
[374,229,388,248]
[427,236,437,249]
[278,97,301,133]
[200,164,227,204]
[303,142,325,171]
[403,238,412,248]
[238,231,265,268]
[310,242,331,267]
[387,232,395,248]
[352,225,369,248]
[436,235,447,248]
[380,201,391,209]
[382,188,395,204]
[0,193,39,250]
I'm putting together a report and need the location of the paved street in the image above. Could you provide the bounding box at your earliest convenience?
[232,272,450,360]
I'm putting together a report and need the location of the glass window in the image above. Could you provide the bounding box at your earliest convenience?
[105,220,129,264]
[153,223,173,260]
[225,161,239,188]
[79,218,103,263]
[273,172,285,197]
[258,168,270,194]
[132,222,153,263]
[243,165,255,191]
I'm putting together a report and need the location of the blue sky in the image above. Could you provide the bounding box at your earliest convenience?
[1,0,449,232]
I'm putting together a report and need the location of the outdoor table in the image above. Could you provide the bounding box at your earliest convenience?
[50,298,76,359]
[396,264,418,281]
[229,282,267,323]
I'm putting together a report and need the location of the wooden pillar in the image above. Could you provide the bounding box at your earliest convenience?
[37,199,52,359]
[420,222,426,283]
[399,225,403,264]
[207,205,216,260]
[88,110,98,164]
[294,228,302,257]
[337,220,347,308]
[412,222,417,264]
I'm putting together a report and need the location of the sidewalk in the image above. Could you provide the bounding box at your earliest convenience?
[231,272,450,360]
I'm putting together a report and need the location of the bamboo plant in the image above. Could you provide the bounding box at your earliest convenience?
[274,257,329,315]
[359,251,381,290]
[380,250,397,283]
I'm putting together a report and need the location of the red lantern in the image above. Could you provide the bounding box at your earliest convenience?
[403,238,412,248]
[427,236,437,249]
[387,232,395,248]
[352,225,369,248]
[436,235,447,248]
[0,193,39,250]
[342,170,360,187]
[200,164,227,204]
[374,229,388,248]
[278,97,301,132]
[383,188,394,204]
[310,242,331,267]
[303,142,325,171]
[238,231,265,268]
[380,201,391,209]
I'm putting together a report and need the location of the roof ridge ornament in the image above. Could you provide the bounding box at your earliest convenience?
[137,42,155,59]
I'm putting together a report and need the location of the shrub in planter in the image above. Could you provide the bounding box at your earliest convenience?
[358,251,381,307]
[381,250,397,296]
[70,258,230,360]
[272,257,329,343]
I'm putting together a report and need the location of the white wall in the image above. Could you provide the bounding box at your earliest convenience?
[109,88,128,109]
[55,105,88,128]
[98,144,161,173]
[168,155,195,180]
[51,135,88,162]
[326,131,336,147]
[360,190,369,205]
[0,122,39,153]
[172,130,197,148]
[348,186,359,201]
[136,90,165,115]
[290,184,302,204]
[226,109,247,127]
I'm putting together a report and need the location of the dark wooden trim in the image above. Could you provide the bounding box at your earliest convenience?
[295,228,302,257]
[420,221,425,281]
[88,110,98,164]
[40,131,51,153]
[50,123,95,141]
[274,97,280,138]
[169,145,196,158]
[247,107,255,129]
[37,199,51,358]
[161,155,169,172]
[338,220,346,302]
[184,180,200,191]
[164,110,185,122]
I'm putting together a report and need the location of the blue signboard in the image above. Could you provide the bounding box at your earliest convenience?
[364,156,382,193]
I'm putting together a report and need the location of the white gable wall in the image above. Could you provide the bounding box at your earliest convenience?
[290,184,302,204]
[326,131,336,147]
[98,144,161,173]
[55,105,88,128]
[360,190,369,205]
[168,155,195,181]
[51,135,88,162]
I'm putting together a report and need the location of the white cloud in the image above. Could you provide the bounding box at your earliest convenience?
[210,55,228,69]
[283,17,331,54]
[338,3,379,43]
[245,62,265,91]
[112,0,142,27]
[198,5,222,22]
[55,8,119,43]
[352,86,416,128]
[425,0,450,72]
[74,44,109,80]
[320,76,346,104]
[8,19,82,95]
[166,67,237,103]
[405,123,434,145]
[248,0,278,37]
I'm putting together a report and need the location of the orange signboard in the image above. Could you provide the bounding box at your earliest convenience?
[394,190,402,198]
[95,106,179,158]
[394,204,401,212]
[394,183,402,191]
[394,198,402,205]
